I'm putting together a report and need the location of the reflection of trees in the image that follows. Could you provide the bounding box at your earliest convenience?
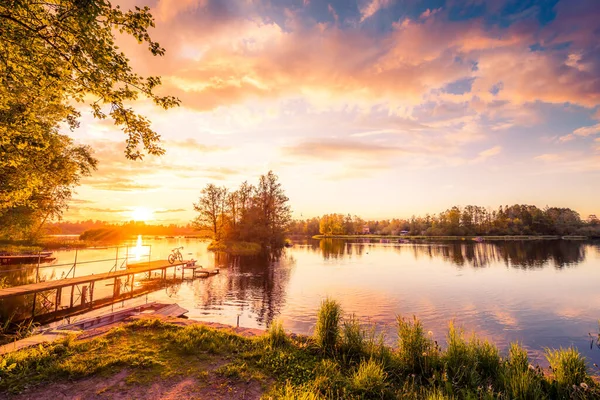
[311,239,587,269]
[193,250,295,326]
[408,241,586,269]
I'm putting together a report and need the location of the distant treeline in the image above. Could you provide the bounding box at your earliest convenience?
[49,220,197,238]
[289,205,600,237]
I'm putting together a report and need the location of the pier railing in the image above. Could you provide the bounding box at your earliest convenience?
[1,245,152,282]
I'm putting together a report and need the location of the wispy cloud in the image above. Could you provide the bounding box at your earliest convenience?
[470,146,502,164]
[360,0,393,22]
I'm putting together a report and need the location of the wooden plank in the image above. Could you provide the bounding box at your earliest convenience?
[0,260,187,300]
[152,304,188,318]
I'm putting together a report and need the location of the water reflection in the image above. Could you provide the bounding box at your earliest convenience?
[315,239,586,269]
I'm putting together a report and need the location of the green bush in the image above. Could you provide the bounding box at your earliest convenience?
[314,298,342,355]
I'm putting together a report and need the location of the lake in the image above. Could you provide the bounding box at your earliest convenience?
[1,237,599,366]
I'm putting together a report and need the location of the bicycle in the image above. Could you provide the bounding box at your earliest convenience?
[168,247,184,264]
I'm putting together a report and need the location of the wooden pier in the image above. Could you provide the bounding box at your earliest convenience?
[0,259,219,323]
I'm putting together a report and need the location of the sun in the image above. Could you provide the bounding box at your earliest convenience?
[131,207,153,222]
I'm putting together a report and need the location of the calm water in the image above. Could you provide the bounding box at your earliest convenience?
[1,238,599,366]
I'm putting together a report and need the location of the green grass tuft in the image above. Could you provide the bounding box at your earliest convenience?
[267,319,289,349]
[397,315,440,377]
[314,298,342,355]
[350,358,388,397]
[545,347,588,387]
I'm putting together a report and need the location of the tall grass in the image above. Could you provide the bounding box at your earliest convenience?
[314,298,342,354]
[267,319,289,349]
[397,315,439,377]
[339,314,365,363]
[545,347,588,387]
[501,343,544,399]
[443,322,501,390]
[350,358,388,397]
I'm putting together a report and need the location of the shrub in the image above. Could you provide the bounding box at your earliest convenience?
[314,298,342,354]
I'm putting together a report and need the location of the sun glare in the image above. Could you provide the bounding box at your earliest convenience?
[131,207,153,222]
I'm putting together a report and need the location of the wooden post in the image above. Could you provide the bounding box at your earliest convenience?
[36,252,41,283]
[72,249,78,278]
[81,286,88,306]
[32,293,37,318]
[70,285,75,308]
[89,281,95,308]
[130,274,135,296]
[55,288,62,312]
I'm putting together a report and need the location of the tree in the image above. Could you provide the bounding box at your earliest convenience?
[1,0,178,237]
[252,171,292,247]
[193,184,228,240]
[0,0,179,161]
[0,133,96,239]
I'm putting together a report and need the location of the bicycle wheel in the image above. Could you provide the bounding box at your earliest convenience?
[168,254,176,264]
[177,252,183,262]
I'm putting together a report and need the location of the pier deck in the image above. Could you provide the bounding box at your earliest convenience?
[0,260,186,300]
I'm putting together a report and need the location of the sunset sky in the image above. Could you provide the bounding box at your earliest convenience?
[65,0,600,223]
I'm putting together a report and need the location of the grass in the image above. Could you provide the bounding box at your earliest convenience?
[1,301,599,399]
[207,240,262,255]
[314,298,342,355]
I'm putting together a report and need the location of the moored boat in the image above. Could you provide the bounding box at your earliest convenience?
[0,252,54,265]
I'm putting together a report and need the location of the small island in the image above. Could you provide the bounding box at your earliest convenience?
[193,171,291,256]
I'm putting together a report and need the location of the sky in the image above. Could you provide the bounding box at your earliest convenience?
[64,0,600,224]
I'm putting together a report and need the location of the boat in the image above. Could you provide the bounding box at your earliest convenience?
[0,252,54,265]
[473,237,484,243]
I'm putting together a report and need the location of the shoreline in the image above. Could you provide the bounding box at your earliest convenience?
[312,234,592,240]
[1,300,598,399]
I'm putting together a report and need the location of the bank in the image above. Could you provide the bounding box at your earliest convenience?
[1,300,598,399]
[207,240,263,256]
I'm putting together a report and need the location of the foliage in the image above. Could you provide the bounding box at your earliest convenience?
[314,298,342,355]
[193,171,292,249]
[0,0,179,161]
[1,0,178,238]
[0,133,96,240]
[290,204,599,237]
